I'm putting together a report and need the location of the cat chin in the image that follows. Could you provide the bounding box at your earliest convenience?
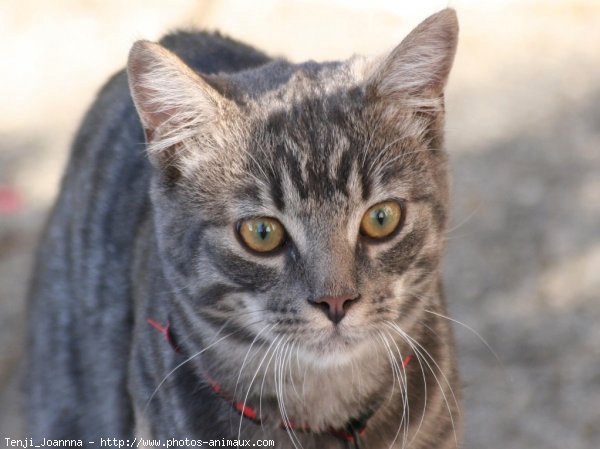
[296,331,375,368]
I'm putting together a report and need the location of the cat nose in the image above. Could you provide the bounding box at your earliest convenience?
[309,294,359,324]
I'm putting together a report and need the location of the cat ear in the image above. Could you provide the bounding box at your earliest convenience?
[127,40,229,163]
[367,8,458,100]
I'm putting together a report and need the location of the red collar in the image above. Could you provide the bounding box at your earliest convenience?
[148,318,411,447]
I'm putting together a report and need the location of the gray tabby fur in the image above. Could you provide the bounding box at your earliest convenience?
[26,9,462,449]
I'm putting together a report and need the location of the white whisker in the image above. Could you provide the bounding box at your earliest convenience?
[232,323,274,405]
[143,319,259,416]
[386,321,460,448]
[237,334,282,440]
[382,328,411,448]
[423,308,502,366]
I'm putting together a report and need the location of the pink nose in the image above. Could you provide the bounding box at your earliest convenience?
[310,294,359,324]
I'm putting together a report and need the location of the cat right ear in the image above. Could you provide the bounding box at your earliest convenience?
[366,8,459,101]
[127,40,229,166]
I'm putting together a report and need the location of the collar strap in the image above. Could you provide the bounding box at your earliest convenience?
[147,318,412,446]
[147,318,180,353]
[202,370,374,442]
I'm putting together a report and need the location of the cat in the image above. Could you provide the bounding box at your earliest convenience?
[26,8,461,449]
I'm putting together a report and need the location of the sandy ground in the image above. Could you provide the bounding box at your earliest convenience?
[1,1,599,447]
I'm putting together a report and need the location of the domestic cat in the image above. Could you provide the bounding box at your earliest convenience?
[26,8,461,449]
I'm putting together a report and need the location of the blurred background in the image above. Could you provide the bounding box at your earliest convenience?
[1,0,599,447]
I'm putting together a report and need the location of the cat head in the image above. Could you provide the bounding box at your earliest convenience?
[128,9,458,362]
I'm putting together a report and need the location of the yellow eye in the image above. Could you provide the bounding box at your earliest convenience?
[360,200,403,239]
[237,217,286,253]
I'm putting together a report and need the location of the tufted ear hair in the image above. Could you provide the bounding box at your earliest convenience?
[127,40,232,169]
[367,8,459,101]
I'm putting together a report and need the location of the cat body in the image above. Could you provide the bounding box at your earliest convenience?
[27,10,462,449]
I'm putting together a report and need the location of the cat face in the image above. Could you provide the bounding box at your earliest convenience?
[128,10,458,359]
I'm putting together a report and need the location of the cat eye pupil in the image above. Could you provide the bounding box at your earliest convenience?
[257,223,269,240]
[375,210,386,225]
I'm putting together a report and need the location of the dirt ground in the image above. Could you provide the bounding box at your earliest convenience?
[1,1,599,448]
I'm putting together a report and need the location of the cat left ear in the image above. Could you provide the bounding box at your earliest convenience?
[367,8,459,100]
[127,40,229,161]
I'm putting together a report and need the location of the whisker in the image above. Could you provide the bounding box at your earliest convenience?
[275,337,304,449]
[382,328,411,448]
[398,288,503,367]
[380,330,409,449]
[258,334,281,435]
[386,322,460,448]
[232,323,275,407]
[287,341,301,401]
[377,330,398,402]
[142,317,264,415]
[387,320,461,416]
[444,203,481,236]
[238,334,283,440]
[383,321,430,448]
[422,307,502,367]
[173,308,272,349]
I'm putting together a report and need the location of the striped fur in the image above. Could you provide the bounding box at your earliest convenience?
[27,9,462,448]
